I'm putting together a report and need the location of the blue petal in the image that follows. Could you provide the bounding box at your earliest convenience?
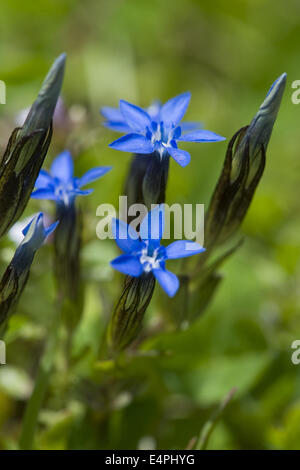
[179,129,226,142]
[153,268,179,297]
[111,254,143,277]
[181,121,202,131]
[21,213,48,251]
[77,166,112,188]
[112,218,141,254]
[45,221,59,238]
[103,121,132,133]
[167,147,191,167]
[140,204,165,241]
[50,150,74,182]
[22,212,42,236]
[120,100,152,132]
[109,133,154,154]
[101,106,125,122]
[31,188,58,200]
[161,92,191,126]
[34,170,54,189]
[166,240,205,259]
[74,189,93,196]
[146,100,162,120]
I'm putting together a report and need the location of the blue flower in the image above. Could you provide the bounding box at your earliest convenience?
[110,205,205,297]
[13,212,58,273]
[31,150,112,206]
[106,92,225,167]
[101,99,200,134]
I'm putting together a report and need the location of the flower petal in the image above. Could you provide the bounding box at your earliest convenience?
[111,254,143,277]
[22,213,42,236]
[45,221,59,238]
[167,147,191,167]
[74,189,93,196]
[77,166,112,188]
[166,240,205,259]
[120,100,152,132]
[153,268,179,297]
[31,188,58,200]
[161,92,191,126]
[34,170,54,189]
[140,204,165,241]
[181,121,202,131]
[146,100,162,120]
[103,121,132,133]
[179,129,226,142]
[101,106,124,122]
[109,133,154,154]
[50,150,74,182]
[112,218,141,253]
[21,213,50,251]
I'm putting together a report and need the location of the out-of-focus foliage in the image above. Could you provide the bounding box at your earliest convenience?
[0,0,300,450]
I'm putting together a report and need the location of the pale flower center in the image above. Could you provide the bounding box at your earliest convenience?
[139,246,161,273]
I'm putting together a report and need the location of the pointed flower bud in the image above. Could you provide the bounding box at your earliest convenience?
[233,73,287,175]
[205,74,286,249]
[0,54,66,238]
[0,213,58,334]
[107,273,156,353]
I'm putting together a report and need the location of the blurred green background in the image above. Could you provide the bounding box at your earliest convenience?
[0,0,300,450]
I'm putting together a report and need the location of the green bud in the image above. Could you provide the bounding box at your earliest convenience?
[0,213,57,335]
[205,74,286,249]
[0,53,66,238]
[107,273,156,353]
[125,152,169,213]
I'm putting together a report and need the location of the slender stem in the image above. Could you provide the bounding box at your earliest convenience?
[19,309,60,450]
[196,387,236,450]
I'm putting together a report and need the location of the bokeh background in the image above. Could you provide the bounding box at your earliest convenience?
[0,0,300,450]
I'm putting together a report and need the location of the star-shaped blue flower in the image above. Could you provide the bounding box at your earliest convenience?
[31,150,112,206]
[110,205,205,297]
[106,92,225,167]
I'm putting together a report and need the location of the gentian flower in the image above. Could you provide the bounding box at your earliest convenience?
[111,205,205,297]
[107,92,225,167]
[31,150,112,206]
[0,213,58,333]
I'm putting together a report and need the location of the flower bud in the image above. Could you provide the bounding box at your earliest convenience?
[125,151,170,212]
[0,213,57,334]
[205,73,286,249]
[0,54,66,238]
[107,273,156,353]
